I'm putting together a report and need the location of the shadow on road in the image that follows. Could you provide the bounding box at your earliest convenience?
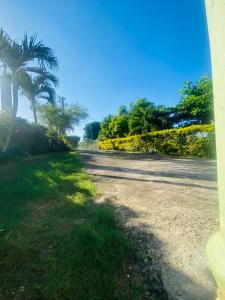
[79,151,217,183]
[78,150,216,166]
[79,150,217,299]
[92,173,217,190]
[105,198,216,300]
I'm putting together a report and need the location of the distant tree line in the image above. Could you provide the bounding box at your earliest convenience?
[83,76,213,141]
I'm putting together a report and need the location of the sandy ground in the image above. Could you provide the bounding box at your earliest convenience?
[80,151,219,300]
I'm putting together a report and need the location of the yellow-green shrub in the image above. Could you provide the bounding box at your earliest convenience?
[98,124,215,158]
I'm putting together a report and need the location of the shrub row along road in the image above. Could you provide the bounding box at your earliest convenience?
[80,150,219,300]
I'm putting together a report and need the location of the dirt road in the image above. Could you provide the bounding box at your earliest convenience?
[80,151,219,300]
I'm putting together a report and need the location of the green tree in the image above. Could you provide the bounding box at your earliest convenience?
[117,105,128,116]
[98,115,113,139]
[99,99,175,139]
[128,98,156,135]
[67,135,80,148]
[83,121,101,140]
[20,73,58,124]
[39,98,88,136]
[153,105,175,130]
[175,76,213,126]
[0,29,58,118]
[0,28,58,149]
[109,115,129,138]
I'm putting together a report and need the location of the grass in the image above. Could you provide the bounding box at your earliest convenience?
[0,153,143,299]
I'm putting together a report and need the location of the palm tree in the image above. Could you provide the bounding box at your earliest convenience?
[0,28,58,118]
[20,73,58,124]
[0,28,58,150]
[0,67,12,113]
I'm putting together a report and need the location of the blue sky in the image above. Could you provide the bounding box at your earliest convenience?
[0,0,211,137]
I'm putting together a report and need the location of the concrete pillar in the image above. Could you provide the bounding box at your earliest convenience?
[205,1,225,299]
[0,71,12,114]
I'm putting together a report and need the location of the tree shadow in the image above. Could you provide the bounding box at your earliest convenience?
[92,173,217,191]
[78,150,217,167]
[80,152,217,183]
[106,199,216,300]
[0,153,217,299]
[0,153,160,299]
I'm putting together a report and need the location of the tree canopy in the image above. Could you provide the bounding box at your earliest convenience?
[0,28,59,150]
[97,76,213,140]
[39,98,88,136]
[109,115,129,138]
[83,121,101,140]
[20,72,58,124]
[175,76,213,125]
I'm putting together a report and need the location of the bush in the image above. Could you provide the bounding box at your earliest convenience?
[98,124,215,158]
[66,135,81,149]
[0,116,70,157]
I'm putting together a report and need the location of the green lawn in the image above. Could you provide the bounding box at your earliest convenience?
[0,153,143,299]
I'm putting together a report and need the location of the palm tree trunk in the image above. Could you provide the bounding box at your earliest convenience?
[31,99,38,124]
[2,74,18,151]
[12,75,19,118]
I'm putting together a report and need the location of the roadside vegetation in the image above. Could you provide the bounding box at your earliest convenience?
[0,153,144,299]
[83,77,213,141]
[98,124,215,158]
[96,76,213,140]
[83,76,214,158]
[0,28,85,158]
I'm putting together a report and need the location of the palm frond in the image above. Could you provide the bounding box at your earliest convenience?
[0,29,19,70]
[33,72,59,87]
[38,94,55,105]
[18,71,34,98]
[38,85,56,102]
[20,66,47,75]
[0,28,11,54]
[21,34,58,71]
[1,29,58,78]
[19,72,57,105]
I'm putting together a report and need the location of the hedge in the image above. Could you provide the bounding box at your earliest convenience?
[98,124,215,158]
[0,116,70,158]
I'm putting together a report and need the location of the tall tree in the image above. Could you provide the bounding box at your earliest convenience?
[153,105,175,130]
[175,76,213,126]
[109,115,129,138]
[98,115,113,139]
[0,28,58,149]
[0,68,12,113]
[128,98,156,135]
[83,121,101,140]
[20,73,58,124]
[0,29,58,118]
